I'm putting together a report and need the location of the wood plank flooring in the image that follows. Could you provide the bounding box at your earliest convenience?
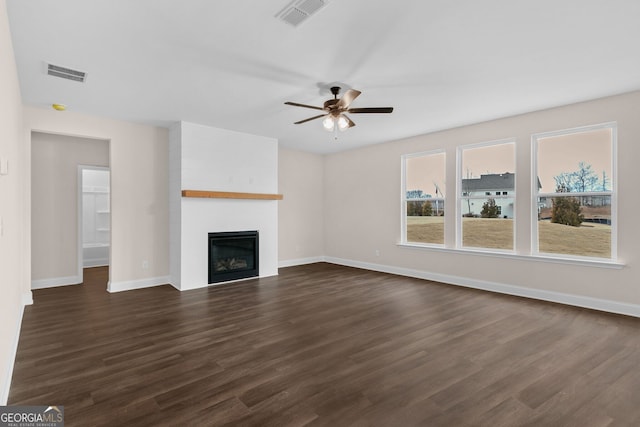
[9,263,640,426]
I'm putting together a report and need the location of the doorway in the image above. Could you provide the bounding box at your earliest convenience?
[79,167,110,273]
[30,132,110,289]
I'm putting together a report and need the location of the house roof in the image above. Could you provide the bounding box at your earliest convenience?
[463,173,542,191]
[463,173,514,191]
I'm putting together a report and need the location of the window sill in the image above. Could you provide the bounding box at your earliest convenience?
[397,243,625,269]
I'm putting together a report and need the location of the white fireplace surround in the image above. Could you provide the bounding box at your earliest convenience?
[169,121,279,290]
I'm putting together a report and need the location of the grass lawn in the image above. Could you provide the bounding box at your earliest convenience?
[538,220,610,258]
[406,216,444,245]
[462,218,513,250]
[406,217,611,257]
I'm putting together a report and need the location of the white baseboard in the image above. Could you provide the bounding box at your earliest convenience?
[1,300,27,405]
[83,258,109,268]
[31,275,82,290]
[107,276,172,293]
[22,292,33,306]
[324,257,640,318]
[278,256,326,268]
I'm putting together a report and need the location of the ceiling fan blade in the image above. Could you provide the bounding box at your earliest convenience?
[284,101,325,111]
[294,114,326,125]
[336,89,362,109]
[347,107,394,114]
[342,114,356,128]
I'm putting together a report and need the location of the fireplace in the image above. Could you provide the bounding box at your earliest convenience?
[208,231,259,284]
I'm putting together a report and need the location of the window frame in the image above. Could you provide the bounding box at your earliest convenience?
[531,122,617,261]
[456,138,516,252]
[401,149,446,247]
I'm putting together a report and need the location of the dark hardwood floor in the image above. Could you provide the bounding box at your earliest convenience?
[9,263,640,426]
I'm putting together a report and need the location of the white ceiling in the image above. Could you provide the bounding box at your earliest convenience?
[7,0,640,154]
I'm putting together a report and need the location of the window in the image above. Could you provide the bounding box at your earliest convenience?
[533,124,615,259]
[459,141,515,250]
[402,151,445,245]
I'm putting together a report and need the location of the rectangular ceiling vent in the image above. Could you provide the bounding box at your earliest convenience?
[46,63,87,83]
[276,0,330,27]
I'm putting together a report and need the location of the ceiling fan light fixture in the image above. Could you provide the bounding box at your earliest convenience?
[322,115,335,131]
[337,115,349,131]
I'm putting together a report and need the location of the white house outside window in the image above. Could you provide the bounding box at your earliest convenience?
[458,140,515,251]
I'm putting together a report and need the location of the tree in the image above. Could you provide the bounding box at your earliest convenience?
[553,173,574,193]
[553,161,604,214]
[553,162,601,193]
[601,171,609,192]
[421,200,433,216]
[573,161,598,192]
[480,198,499,218]
[551,185,583,226]
[407,201,432,216]
[407,201,420,216]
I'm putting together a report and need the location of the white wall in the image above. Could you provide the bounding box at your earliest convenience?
[323,91,640,315]
[31,132,109,286]
[278,147,325,266]
[170,121,279,290]
[0,0,30,405]
[23,107,170,293]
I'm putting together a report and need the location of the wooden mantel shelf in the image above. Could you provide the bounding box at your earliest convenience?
[182,190,283,200]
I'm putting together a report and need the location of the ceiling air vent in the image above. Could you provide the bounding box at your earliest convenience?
[46,63,87,83]
[276,0,330,27]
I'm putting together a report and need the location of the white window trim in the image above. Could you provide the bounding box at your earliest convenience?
[531,122,617,261]
[401,149,446,247]
[456,138,516,251]
[397,242,624,269]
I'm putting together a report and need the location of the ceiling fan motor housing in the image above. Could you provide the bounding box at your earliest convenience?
[324,98,340,112]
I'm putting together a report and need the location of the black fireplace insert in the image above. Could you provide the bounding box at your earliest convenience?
[208,231,259,284]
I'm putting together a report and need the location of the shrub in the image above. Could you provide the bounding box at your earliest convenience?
[481,198,499,218]
[551,197,584,226]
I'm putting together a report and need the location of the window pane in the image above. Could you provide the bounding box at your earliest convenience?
[538,195,611,258]
[406,201,444,244]
[460,142,515,250]
[535,125,614,259]
[405,152,445,245]
[461,199,514,250]
[537,128,612,193]
[406,153,446,198]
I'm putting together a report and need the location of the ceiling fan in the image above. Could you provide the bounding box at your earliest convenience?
[285,86,393,134]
